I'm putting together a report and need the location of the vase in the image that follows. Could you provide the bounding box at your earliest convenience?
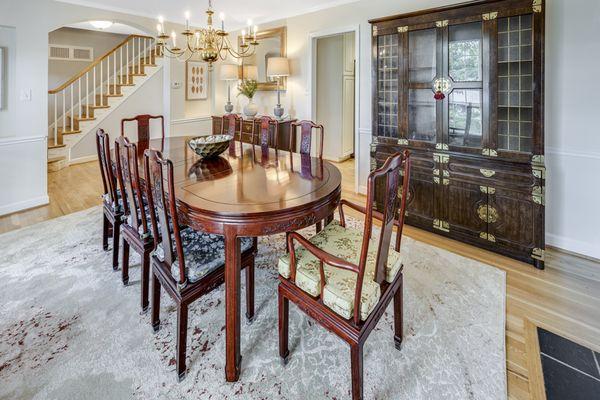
[243,99,258,118]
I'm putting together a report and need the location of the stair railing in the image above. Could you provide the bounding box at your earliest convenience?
[48,35,159,146]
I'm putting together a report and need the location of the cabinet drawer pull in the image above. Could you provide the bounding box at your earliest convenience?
[480,169,495,177]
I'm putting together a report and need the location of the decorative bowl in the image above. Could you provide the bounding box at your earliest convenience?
[188,135,232,158]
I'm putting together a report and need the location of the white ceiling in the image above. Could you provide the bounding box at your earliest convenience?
[56,0,361,31]
[65,22,147,35]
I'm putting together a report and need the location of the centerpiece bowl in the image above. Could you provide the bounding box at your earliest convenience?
[188,135,233,158]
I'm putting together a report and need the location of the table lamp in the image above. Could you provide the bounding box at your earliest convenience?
[220,64,238,113]
[266,57,289,119]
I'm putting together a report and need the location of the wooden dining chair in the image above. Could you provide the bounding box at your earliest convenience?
[143,149,258,381]
[121,114,165,142]
[278,150,411,400]
[221,113,242,141]
[114,135,154,312]
[290,120,324,158]
[253,116,279,149]
[96,129,123,271]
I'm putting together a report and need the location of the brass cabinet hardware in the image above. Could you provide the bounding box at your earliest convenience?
[532,185,545,205]
[436,20,449,27]
[480,232,496,242]
[480,169,496,178]
[532,154,545,165]
[435,143,449,150]
[532,247,545,261]
[477,205,499,223]
[482,148,498,157]
[532,0,542,13]
[433,219,450,232]
[372,26,378,36]
[397,26,408,33]
[480,186,496,194]
[397,138,408,145]
[433,153,450,164]
[482,12,498,20]
[532,166,546,179]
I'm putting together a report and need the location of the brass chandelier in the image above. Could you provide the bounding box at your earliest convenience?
[155,0,259,66]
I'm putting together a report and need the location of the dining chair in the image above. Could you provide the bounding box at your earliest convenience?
[290,120,324,158]
[96,129,123,271]
[290,120,326,231]
[278,150,411,400]
[143,149,257,381]
[253,116,279,149]
[221,113,242,140]
[121,114,165,142]
[114,135,154,312]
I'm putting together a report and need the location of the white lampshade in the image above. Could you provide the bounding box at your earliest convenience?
[241,65,258,80]
[267,57,289,77]
[89,20,113,30]
[220,64,238,81]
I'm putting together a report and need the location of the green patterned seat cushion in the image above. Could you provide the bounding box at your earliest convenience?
[278,221,402,321]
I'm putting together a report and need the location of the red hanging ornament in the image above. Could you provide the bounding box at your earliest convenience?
[434,91,445,101]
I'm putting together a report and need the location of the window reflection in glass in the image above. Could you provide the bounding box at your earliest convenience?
[408,89,436,142]
[448,89,482,147]
[449,22,482,82]
[409,29,437,83]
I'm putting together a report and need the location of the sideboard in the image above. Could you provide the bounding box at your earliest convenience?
[211,116,297,152]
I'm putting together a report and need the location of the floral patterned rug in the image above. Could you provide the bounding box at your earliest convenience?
[0,207,506,399]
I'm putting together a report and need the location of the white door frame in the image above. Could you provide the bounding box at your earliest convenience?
[307,24,361,194]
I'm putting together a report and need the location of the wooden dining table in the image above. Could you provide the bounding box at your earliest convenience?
[129,136,342,381]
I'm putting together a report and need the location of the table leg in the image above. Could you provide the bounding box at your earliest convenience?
[224,226,242,382]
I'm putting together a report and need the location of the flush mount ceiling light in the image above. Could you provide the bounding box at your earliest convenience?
[89,20,114,30]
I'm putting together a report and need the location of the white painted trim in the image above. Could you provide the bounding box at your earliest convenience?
[308,24,361,194]
[69,154,97,165]
[170,116,213,125]
[0,135,47,146]
[0,195,49,216]
[546,147,600,160]
[358,185,367,195]
[546,233,600,261]
[358,128,371,136]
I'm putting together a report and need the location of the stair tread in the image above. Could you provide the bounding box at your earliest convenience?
[48,156,66,163]
[90,105,110,109]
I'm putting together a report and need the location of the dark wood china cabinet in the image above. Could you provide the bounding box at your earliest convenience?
[369,0,546,268]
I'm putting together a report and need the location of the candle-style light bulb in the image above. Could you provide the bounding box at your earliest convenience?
[253,25,257,41]
[185,11,190,30]
[241,29,246,45]
[156,24,162,34]
[158,16,164,34]
[171,30,177,48]
[219,12,225,31]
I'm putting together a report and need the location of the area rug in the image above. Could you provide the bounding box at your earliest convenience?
[0,207,506,400]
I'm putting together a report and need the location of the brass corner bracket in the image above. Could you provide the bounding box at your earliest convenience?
[433,219,450,232]
[482,12,498,20]
[397,26,408,33]
[533,0,542,13]
[532,185,545,205]
[433,153,450,164]
[480,232,496,242]
[532,247,545,261]
[372,26,378,37]
[436,20,449,28]
[482,148,498,157]
[435,143,449,150]
[398,138,408,145]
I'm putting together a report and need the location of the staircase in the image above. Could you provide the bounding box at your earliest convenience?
[47,35,163,171]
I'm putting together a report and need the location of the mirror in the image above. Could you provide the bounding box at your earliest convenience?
[238,27,286,91]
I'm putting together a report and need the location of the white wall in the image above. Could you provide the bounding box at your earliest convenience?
[316,35,344,161]
[214,0,600,259]
[0,26,16,132]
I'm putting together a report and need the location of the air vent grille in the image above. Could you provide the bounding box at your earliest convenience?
[49,45,93,61]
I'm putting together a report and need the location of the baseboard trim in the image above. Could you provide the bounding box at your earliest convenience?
[69,155,97,165]
[546,233,600,261]
[0,195,50,217]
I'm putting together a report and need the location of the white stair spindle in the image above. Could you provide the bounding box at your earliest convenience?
[86,72,90,117]
[126,41,130,85]
[62,91,66,134]
[70,85,73,131]
[78,77,81,119]
[54,93,58,145]
[100,59,103,105]
[93,66,97,107]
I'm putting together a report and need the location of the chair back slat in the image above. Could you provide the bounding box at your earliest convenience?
[255,116,279,149]
[95,129,119,208]
[115,136,149,237]
[144,149,187,285]
[362,151,411,284]
[291,120,324,158]
[121,114,165,143]
[221,114,241,139]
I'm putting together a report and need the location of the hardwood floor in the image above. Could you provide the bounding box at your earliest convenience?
[1,158,599,400]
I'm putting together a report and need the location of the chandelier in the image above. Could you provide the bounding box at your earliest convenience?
[155,0,259,66]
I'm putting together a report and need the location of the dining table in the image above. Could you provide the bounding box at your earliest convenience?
[129,136,342,381]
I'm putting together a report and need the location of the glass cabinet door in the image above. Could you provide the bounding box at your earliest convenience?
[446,22,484,150]
[376,34,399,138]
[496,14,533,154]
[407,28,438,145]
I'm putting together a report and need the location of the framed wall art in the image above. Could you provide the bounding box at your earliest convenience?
[186,60,208,100]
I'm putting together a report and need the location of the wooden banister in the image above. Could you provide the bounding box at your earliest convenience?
[48,34,153,94]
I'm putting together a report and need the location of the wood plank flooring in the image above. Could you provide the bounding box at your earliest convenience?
[1,158,599,400]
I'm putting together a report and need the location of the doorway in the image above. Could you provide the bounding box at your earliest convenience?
[312,31,356,163]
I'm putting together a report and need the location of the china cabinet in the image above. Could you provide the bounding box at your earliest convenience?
[369,0,545,268]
